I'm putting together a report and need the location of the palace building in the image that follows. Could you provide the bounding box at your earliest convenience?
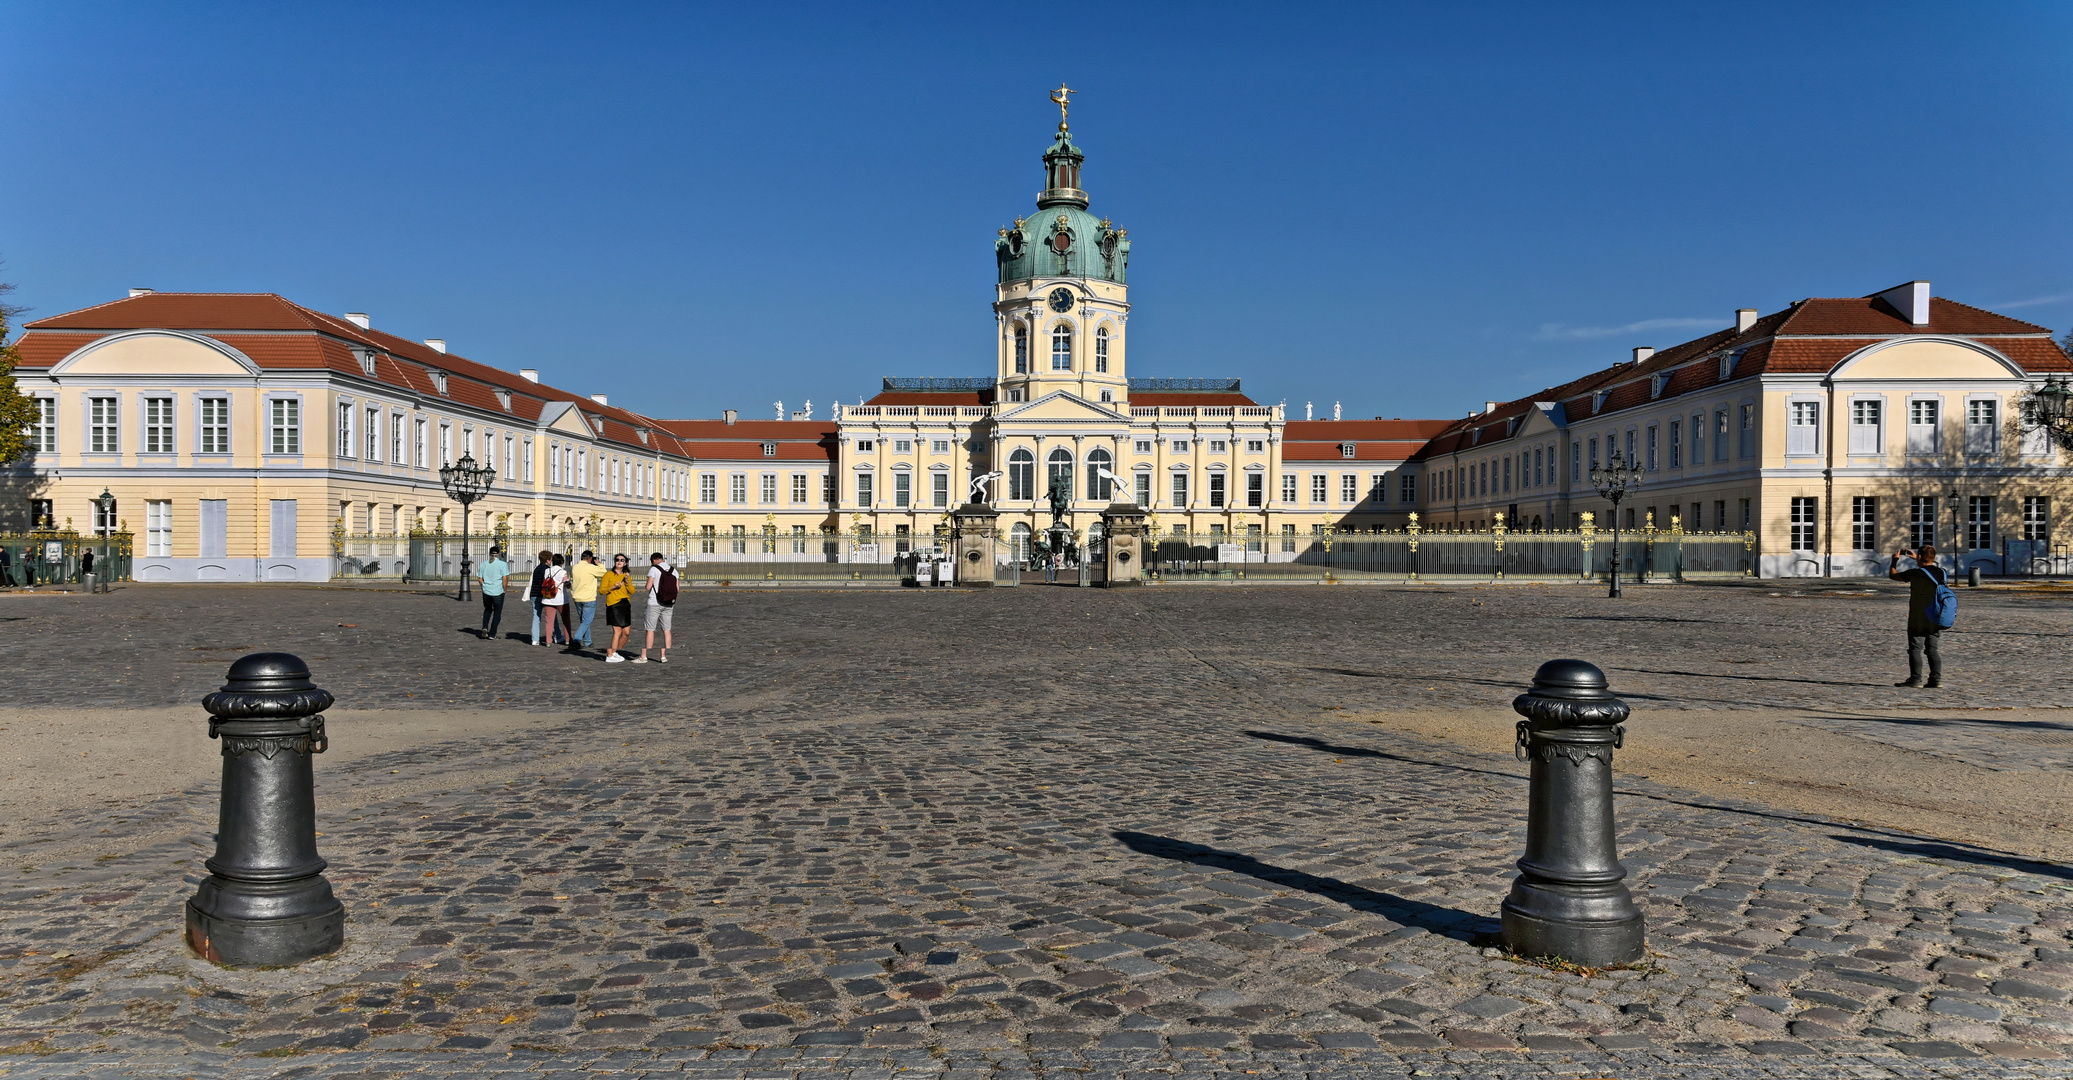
[6,93,2069,581]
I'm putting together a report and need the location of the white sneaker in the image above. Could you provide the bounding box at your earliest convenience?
[631,657,648,664]
[657,655,667,663]
[605,653,625,663]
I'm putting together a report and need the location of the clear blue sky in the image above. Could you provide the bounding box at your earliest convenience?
[5,3,2070,422]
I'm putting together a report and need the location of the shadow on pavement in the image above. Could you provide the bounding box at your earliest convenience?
[1109,829,1501,944]
[1828,835,2073,883]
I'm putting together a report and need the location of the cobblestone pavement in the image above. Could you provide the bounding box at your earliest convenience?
[4,581,2073,1078]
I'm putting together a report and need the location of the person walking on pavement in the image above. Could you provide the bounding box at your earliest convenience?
[476,546,509,640]
[1889,543,1949,688]
[633,551,676,664]
[526,549,553,645]
[566,549,605,655]
[540,553,571,645]
[600,554,635,662]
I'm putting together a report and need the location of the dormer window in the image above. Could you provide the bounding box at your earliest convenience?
[494,389,511,411]
[1340,443,1356,458]
[1506,418,1520,436]
[1719,350,1742,381]
[357,350,377,377]
[1593,390,1609,412]
[637,428,650,445]
[762,442,777,457]
[1650,374,1669,399]
[428,370,447,395]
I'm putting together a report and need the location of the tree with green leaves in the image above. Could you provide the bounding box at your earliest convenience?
[0,278,38,465]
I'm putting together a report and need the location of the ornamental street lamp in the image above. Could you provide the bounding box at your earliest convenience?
[1588,451,1642,598]
[438,452,494,601]
[2022,375,2073,453]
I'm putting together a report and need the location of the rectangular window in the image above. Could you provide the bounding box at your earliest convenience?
[731,525,746,555]
[1851,496,1877,551]
[792,473,808,504]
[1909,496,1937,548]
[413,417,427,467]
[267,398,300,455]
[1135,472,1151,507]
[142,396,175,454]
[730,473,748,504]
[1966,398,1999,456]
[1668,421,1681,467]
[792,524,807,554]
[269,499,297,558]
[931,439,949,454]
[390,412,405,463]
[1400,473,1417,503]
[90,396,119,453]
[1907,398,1940,455]
[1246,523,1262,552]
[368,407,382,461]
[1208,472,1226,508]
[1369,473,1385,501]
[1247,472,1264,507]
[1532,447,1542,486]
[1787,401,1819,455]
[932,471,949,508]
[199,499,227,557]
[336,402,354,458]
[1968,495,1995,550]
[1714,500,1727,531]
[1280,523,1296,553]
[1690,414,1703,464]
[1171,439,1189,453]
[200,398,230,454]
[1341,474,1358,503]
[856,439,874,452]
[1280,473,1296,503]
[1246,439,1264,453]
[1134,439,1153,454]
[503,435,515,479]
[1625,430,1636,464]
[857,472,873,506]
[1714,410,1729,461]
[1571,441,1582,482]
[1790,497,1817,551]
[1210,440,1228,454]
[146,499,172,556]
[1739,404,1755,457]
[522,439,533,482]
[31,396,57,453]
[1739,498,1751,531]
[894,471,911,508]
[2025,496,2050,542]
[700,525,716,555]
[1311,474,1327,504]
[893,439,912,454]
[1646,425,1659,469]
[699,473,717,504]
[1849,399,1883,455]
[761,473,778,504]
[1587,437,1598,471]
[439,424,453,466]
[1171,471,1188,506]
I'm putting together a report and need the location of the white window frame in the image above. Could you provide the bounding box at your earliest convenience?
[1965,395,2000,457]
[1341,473,1358,503]
[1311,473,1327,505]
[366,406,382,461]
[1848,396,1884,457]
[265,396,302,456]
[1786,399,1820,457]
[730,473,748,505]
[146,499,173,556]
[413,417,428,468]
[144,395,175,455]
[336,400,355,459]
[88,395,120,454]
[31,395,57,454]
[700,473,718,505]
[761,472,778,504]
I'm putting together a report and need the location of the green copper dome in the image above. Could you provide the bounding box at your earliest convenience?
[996,127,1129,284]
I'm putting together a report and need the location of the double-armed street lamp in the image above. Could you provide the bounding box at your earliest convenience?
[2023,375,2073,452]
[1588,451,1642,598]
[439,452,495,601]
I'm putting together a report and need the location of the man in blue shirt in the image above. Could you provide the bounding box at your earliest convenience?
[476,546,510,641]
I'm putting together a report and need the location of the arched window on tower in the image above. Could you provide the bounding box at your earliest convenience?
[1086,447,1113,500]
[1013,326,1028,375]
[1008,448,1035,501]
[1051,324,1072,372]
[1047,447,1074,502]
[1095,327,1109,373]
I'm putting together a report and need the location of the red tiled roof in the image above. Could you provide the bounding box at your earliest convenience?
[1778,296,2050,336]
[1284,419,1454,442]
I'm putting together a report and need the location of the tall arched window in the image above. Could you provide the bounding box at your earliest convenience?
[1051,324,1072,371]
[1095,327,1109,373]
[1013,326,1028,374]
[1047,447,1074,501]
[1008,448,1035,500]
[1086,447,1113,500]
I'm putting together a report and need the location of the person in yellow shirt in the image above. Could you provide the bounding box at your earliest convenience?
[600,554,636,663]
[566,549,608,655]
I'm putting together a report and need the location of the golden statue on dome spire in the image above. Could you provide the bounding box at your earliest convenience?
[1050,83,1075,130]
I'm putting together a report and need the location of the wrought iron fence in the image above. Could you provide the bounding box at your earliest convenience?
[0,529,133,586]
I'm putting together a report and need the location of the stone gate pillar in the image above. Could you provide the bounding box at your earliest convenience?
[950,502,1000,587]
[1100,501,1146,588]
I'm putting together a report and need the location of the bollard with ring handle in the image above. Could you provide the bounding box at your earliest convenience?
[185,652,345,966]
[1501,658,1645,966]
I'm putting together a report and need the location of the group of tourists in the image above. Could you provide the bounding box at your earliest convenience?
[472,547,676,663]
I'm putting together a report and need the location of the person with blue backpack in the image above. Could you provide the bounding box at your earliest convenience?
[1888,544,1956,688]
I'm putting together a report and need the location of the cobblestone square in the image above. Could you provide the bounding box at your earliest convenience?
[5,580,2073,1078]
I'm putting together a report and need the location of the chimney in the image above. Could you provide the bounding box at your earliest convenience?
[723,409,737,425]
[1735,308,1759,333]
[128,287,155,297]
[1631,346,1655,364]
[1484,401,1500,414]
[590,394,608,406]
[423,339,447,354]
[1874,280,1931,326]
[519,369,539,383]
[343,312,370,329]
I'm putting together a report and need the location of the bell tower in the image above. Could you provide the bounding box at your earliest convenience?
[994,86,1130,408]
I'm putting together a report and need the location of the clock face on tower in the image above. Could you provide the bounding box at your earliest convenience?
[1047,288,1075,313]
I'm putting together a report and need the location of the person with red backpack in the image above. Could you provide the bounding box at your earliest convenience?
[634,551,677,664]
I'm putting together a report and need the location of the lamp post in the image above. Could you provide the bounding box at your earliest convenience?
[438,452,494,601]
[2022,374,2073,452]
[1588,451,1641,598]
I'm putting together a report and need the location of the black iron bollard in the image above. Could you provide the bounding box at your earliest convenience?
[1501,659,1644,966]
[185,653,345,966]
